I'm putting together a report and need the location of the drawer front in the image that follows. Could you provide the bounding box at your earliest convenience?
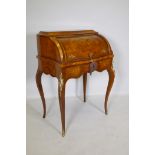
[64,58,112,80]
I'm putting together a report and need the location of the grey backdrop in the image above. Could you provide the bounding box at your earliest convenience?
[26,0,129,99]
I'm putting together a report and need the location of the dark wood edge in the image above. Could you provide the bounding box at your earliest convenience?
[38,30,98,37]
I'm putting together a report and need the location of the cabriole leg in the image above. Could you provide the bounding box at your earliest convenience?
[104,66,115,115]
[36,69,46,118]
[83,73,87,102]
[58,76,66,137]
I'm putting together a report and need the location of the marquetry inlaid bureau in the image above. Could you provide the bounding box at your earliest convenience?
[36,30,115,137]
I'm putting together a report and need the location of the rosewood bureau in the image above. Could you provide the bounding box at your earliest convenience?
[36,30,115,137]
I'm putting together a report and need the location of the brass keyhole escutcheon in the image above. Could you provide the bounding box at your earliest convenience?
[88,53,97,75]
[89,61,97,75]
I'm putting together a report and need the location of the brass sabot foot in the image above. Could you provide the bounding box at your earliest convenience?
[105,111,108,115]
[62,130,65,137]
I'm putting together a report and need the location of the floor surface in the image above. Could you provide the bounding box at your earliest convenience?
[27,95,128,155]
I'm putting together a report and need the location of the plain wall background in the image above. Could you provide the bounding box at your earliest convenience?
[26,0,129,99]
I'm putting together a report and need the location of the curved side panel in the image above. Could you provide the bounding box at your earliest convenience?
[49,37,65,62]
[97,34,113,55]
[37,35,63,63]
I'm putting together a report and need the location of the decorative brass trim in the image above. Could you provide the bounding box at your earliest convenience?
[58,73,64,93]
[111,61,115,76]
[56,39,67,62]
[68,54,76,60]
